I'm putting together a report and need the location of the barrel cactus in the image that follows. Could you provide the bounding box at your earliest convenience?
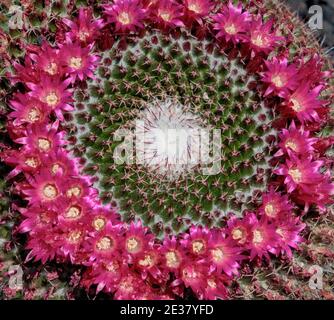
[0,0,333,300]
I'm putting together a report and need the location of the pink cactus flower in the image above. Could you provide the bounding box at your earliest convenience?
[262,57,299,98]
[275,154,326,194]
[248,18,284,54]
[29,43,64,77]
[123,220,154,262]
[23,168,64,207]
[60,41,100,82]
[160,236,185,275]
[275,121,317,157]
[180,225,211,257]
[27,76,73,121]
[4,149,43,179]
[259,188,293,219]
[199,275,228,300]
[184,0,213,25]
[90,258,128,293]
[19,204,58,233]
[63,8,105,44]
[213,1,250,44]
[246,212,279,260]
[25,228,61,264]
[103,0,148,34]
[15,122,65,154]
[9,93,49,126]
[283,84,326,123]
[273,215,305,258]
[86,221,123,263]
[208,230,243,277]
[151,0,185,29]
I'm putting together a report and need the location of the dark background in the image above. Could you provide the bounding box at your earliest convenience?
[287,0,334,59]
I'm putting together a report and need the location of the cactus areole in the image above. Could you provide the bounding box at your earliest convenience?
[2,0,333,300]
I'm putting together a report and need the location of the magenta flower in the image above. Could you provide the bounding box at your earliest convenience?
[90,258,128,293]
[23,168,64,207]
[200,275,228,300]
[60,175,95,200]
[29,43,63,77]
[86,221,123,263]
[275,154,326,194]
[151,0,185,29]
[160,236,185,274]
[9,93,49,126]
[226,215,251,245]
[122,220,154,262]
[273,215,305,258]
[180,225,211,257]
[113,273,148,300]
[208,230,243,277]
[63,8,105,44]
[44,149,79,177]
[248,18,284,54]
[60,41,100,82]
[104,0,147,34]
[284,84,325,123]
[262,57,299,98]
[4,149,43,179]
[27,76,73,121]
[25,228,61,264]
[213,1,250,44]
[179,263,207,294]
[19,204,58,233]
[259,188,293,220]
[246,213,279,260]
[11,56,39,84]
[184,0,213,24]
[15,121,65,154]
[275,121,317,157]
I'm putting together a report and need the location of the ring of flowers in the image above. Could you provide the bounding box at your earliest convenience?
[3,0,333,300]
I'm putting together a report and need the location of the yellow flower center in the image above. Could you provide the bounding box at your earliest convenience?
[69,57,82,69]
[51,163,61,175]
[104,261,119,273]
[211,247,224,262]
[288,168,302,183]
[290,98,303,112]
[27,108,41,123]
[25,157,38,168]
[45,62,58,75]
[138,254,154,268]
[188,3,201,14]
[67,230,82,243]
[45,91,60,107]
[65,206,81,219]
[224,23,237,35]
[37,138,51,152]
[251,35,268,47]
[276,227,285,239]
[92,217,106,231]
[96,236,113,250]
[253,229,264,244]
[118,12,131,25]
[232,228,244,241]
[165,251,180,268]
[42,184,58,200]
[271,75,285,88]
[285,139,298,151]
[207,279,217,289]
[126,237,140,253]
[159,12,171,22]
[264,203,277,218]
[183,267,199,280]
[78,30,90,41]
[192,240,205,254]
[66,186,82,197]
